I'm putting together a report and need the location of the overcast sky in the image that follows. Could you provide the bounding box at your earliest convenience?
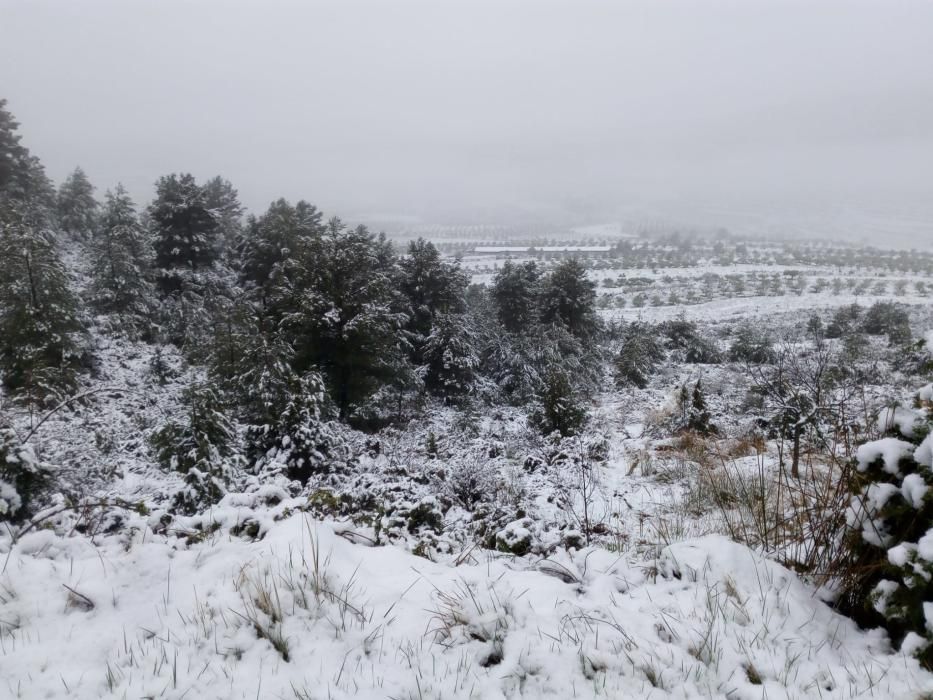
[2,0,932,234]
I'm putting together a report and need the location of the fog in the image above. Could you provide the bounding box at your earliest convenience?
[2,0,932,239]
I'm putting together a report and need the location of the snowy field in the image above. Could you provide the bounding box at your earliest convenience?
[5,510,932,699]
[2,231,933,699]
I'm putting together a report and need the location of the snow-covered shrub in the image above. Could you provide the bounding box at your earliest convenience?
[662,317,722,364]
[529,367,588,438]
[840,388,933,667]
[151,384,238,515]
[248,372,348,485]
[614,321,663,388]
[728,321,773,365]
[0,427,53,522]
[862,301,912,346]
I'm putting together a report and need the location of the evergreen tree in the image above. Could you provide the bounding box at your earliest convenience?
[0,203,86,402]
[151,384,236,515]
[56,166,98,240]
[729,322,774,364]
[238,198,323,303]
[421,313,479,400]
[398,238,467,342]
[89,184,152,329]
[614,322,664,389]
[202,175,244,256]
[0,425,53,523]
[492,260,540,334]
[149,173,219,280]
[538,258,598,338]
[286,218,407,419]
[686,379,716,435]
[530,367,588,438]
[839,387,933,669]
[0,99,32,202]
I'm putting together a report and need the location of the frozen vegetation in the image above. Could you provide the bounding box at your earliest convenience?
[3,99,933,700]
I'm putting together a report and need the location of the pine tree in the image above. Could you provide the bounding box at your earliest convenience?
[840,386,933,668]
[538,258,598,338]
[398,238,467,343]
[149,173,219,281]
[0,202,86,403]
[421,313,479,400]
[89,184,152,329]
[530,367,588,438]
[686,379,716,435]
[614,322,663,389]
[151,384,236,515]
[56,166,98,240]
[238,198,323,303]
[202,175,243,257]
[0,425,53,523]
[0,99,31,201]
[287,218,407,419]
[492,260,541,334]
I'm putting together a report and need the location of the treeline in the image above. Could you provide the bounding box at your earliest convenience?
[0,100,609,514]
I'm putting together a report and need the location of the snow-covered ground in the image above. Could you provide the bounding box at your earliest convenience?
[4,510,931,699]
[602,292,933,324]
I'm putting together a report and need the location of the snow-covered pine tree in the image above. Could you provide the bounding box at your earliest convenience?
[538,258,599,338]
[149,173,219,282]
[0,425,53,523]
[841,385,933,668]
[686,379,717,435]
[398,238,467,342]
[530,366,588,438]
[492,259,541,335]
[89,184,153,333]
[238,198,324,307]
[202,175,243,260]
[56,166,98,241]
[286,218,407,420]
[421,312,479,400]
[151,384,237,515]
[0,200,87,404]
[614,322,663,389]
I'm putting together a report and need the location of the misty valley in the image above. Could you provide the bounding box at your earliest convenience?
[3,0,933,697]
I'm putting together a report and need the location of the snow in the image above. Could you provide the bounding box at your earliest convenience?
[920,383,933,403]
[917,433,933,469]
[856,437,916,474]
[2,516,931,699]
[877,405,922,439]
[903,473,929,508]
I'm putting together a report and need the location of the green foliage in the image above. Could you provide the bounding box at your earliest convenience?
[538,258,598,338]
[283,218,407,420]
[492,260,540,334]
[825,303,862,339]
[728,322,774,364]
[421,313,479,400]
[841,393,933,668]
[56,166,98,240]
[151,384,236,514]
[862,301,912,346]
[686,379,717,435]
[201,175,243,254]
[662,316,722,364]
[530,367,588,438]
[237,198,322,296]
[0,204,87,401]
[149,173,220,279]
[89,184,153,331]
[614,322,663,389]
[0,427,53,523]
